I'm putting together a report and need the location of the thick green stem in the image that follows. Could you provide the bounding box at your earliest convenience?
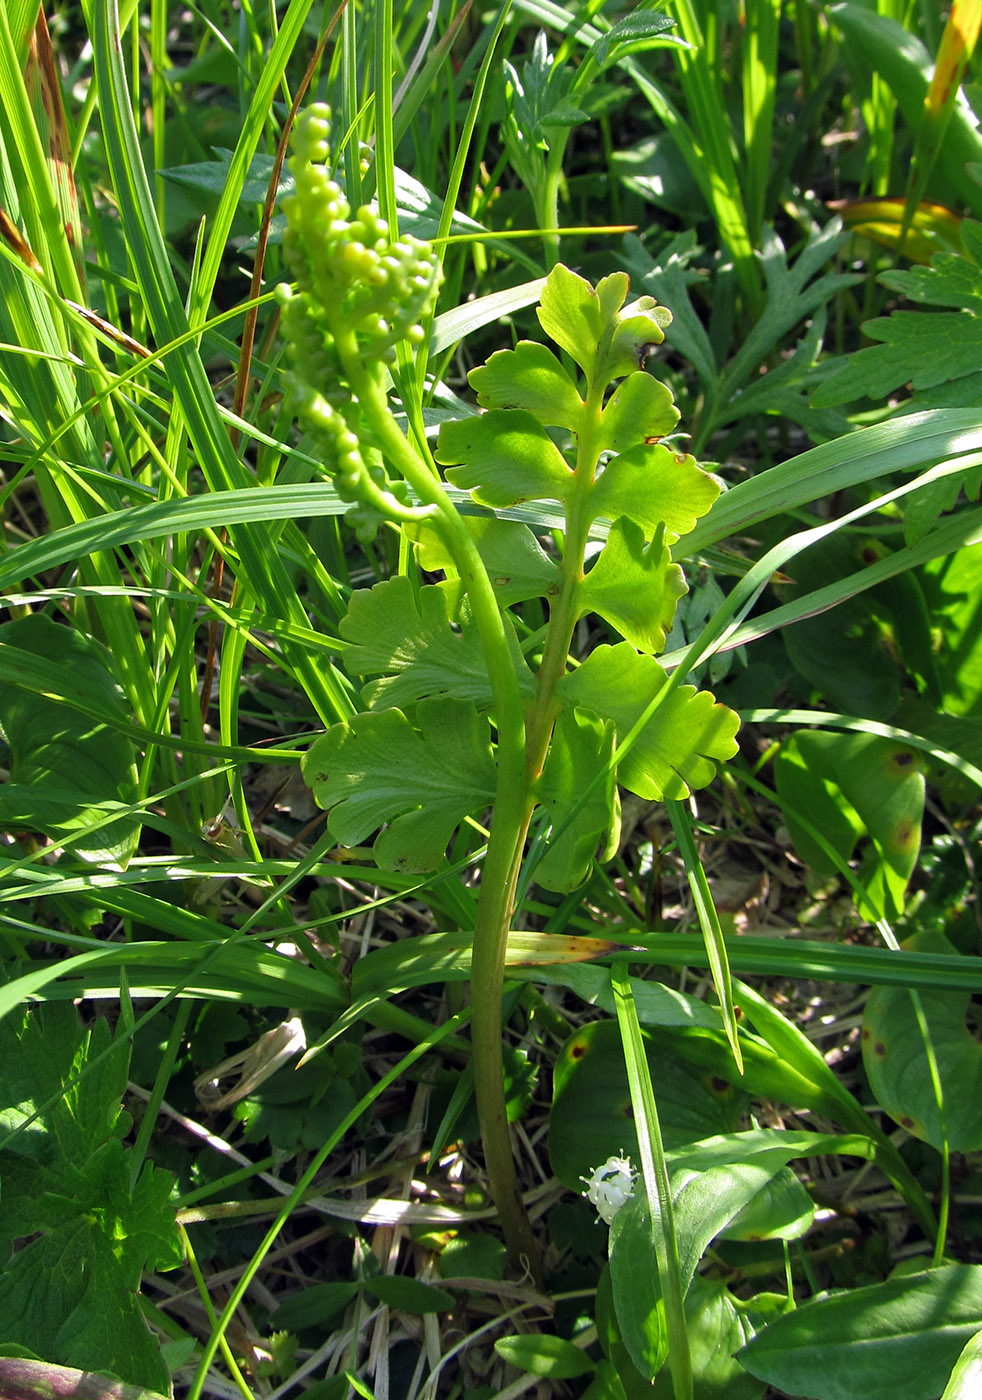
[536,138,569,272]
[339,309,616,1281]
[464,376,609,1281]
[340,336,539,1272]
[469,793,541,1277]
[524,375,607,778]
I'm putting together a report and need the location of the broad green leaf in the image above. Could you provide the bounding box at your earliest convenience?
[436,408,573,508]
[664,1129,870,1241]
[942,1329,982,1400]
[648,1277,770,1400]
[608,1197,669,1379]
[534,707,619,892]
[597,371,680,453]
[610,1154,798,1378]
[610,1124,868,1375]
[495,1334,595,1380]
[814,310,982,407]
[868,560,944,704]
[732,983,936,1239]
[589,11,687,69]
[593,1265,660,1399]
[722,1166,815,1242]
[642,1015,875,1132]
[158,147,290,203]
[271,1283,360,1332]
[863,930,982,1152]
[0,1003,128,1166]
[301,700,496,872]
[577,519,687,653]
[739,1265,982,1400]
[362,1276,455,1314]
[774,731,925,920]
[437,1232,507,1281]
[590,445,720,542]
[921,540,982,715]
[548,1020,748,1191]
[536,263,610,379]
[895,696,982,779]
[338,576,534,709]
[0,615,139,866]
[0,1007,179,1393]
[411,516,559,607]
[583,1359,634,1399]
[556,643,740,800]
[468,341,583,429]
[780,538,903,718]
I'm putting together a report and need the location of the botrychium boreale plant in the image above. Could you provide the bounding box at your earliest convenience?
[279,104,740,1275]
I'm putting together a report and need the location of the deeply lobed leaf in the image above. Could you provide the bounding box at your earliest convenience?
[0,1007,179,1392]
[533,707,620,891]
[577,519,687,654]
[301,700,496,872]
[591,444,720,541]
[557,643,741,801]
[411,516,560,607]
[597,371,680,452]
[339,576,535,709]
[436,408,574,507]
[469,341,583,428]
[0,615,140,866]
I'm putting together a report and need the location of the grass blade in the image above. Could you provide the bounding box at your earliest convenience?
[611,961,693,1400]
[666,801,743,1073]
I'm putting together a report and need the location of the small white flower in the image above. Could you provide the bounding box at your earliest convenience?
[581,1153,637,1224]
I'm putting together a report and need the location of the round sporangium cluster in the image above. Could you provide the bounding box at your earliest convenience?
[277,104,441,539]
[279,103,441,367]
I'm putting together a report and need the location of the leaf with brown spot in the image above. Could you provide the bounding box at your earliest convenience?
[25,6,86,294]
[863,930,982,1152]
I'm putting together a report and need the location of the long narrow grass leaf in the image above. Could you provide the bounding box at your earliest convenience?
[611,962,692,1400]
[666,801,742,1073]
